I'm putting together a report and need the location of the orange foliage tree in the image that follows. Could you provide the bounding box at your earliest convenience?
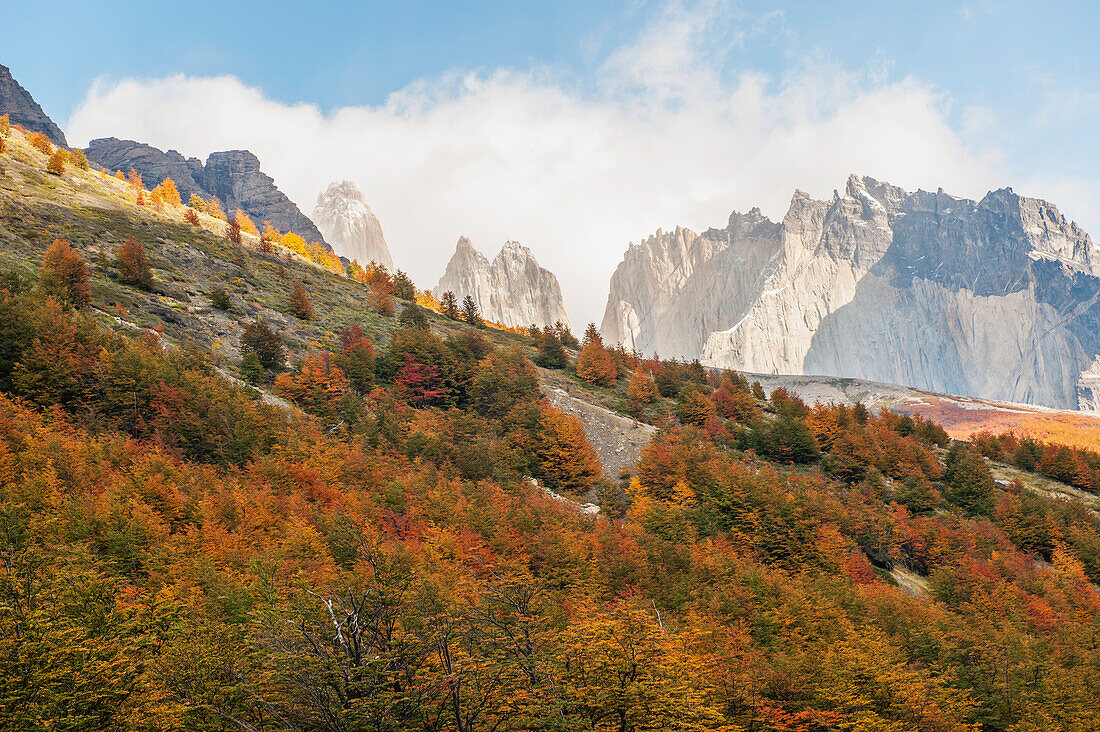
[234,209,258,235]
[46,150,65,175]
[576,341,617,387]
[40,239,90,308]
[26,131,51,154]
[289,280,313,320]
[535,405,600,491]
[627,368,657,405]
[117,238,153,290]
[152,178,181,206]
[274,352,350,418]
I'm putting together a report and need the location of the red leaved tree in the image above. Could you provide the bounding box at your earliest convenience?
[394,354,445,407]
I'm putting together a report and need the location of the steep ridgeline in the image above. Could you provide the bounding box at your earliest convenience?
[601,208,781,359]
[602,175,1100,410]
[434,237,570,329]
[312,181,393,270]
[85,138,328,247]
[0,64,68,147]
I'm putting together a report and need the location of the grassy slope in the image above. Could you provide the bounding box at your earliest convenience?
[3,127,1097,520]
[0,128,525,372]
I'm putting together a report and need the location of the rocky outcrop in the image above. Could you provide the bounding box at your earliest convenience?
[603,174,1100,410]
[85,139,327,247]
[84,138,206,199]
[1079,358,1100,412]
[0,64,68,147]
[541,383,656,479]
[201,150,326,245]
[312,181,392,269]
[434,237,569,329]
[601,208,781,358]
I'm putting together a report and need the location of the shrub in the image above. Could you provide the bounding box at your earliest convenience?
[116,238,153,290]
[210,286,232,310]
[184,208,200,226]
[399,302,429,330]
[226,217,242,245]
[240,320,285,371]
[46,150,65,176]
[0,114,9,138]
[69,149,89,170]
[40,239,90,308]
[289,280,313,320]
[27,131,51,154]
[0,139,5,155]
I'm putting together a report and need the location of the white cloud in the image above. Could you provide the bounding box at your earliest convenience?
[67,2,1009,327]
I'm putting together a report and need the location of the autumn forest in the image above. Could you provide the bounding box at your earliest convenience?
[1,115,1100,732]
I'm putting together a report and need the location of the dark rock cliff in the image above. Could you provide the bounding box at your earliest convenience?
[0,64,68,147]
[86,138,327,247]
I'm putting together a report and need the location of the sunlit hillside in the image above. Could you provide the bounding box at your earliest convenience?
[3,109,1100,731]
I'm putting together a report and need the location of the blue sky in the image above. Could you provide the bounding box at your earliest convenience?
[3,1,1098,323]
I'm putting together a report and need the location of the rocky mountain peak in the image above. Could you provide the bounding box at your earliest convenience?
[455,235,479,253]
[312,181,392,269]
[434,237,569,328]
[85,139,327,248]
[0,64,67,147]
[605,174,1100,409]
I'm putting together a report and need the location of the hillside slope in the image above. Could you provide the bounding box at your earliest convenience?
[5,121,1100,732]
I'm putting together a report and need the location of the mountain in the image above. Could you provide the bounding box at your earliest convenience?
[0,64,68,147]
[602,175,1100,410]
[434,237,570,328]
[85,138,327,246]
[311,180,393,270]
[6,117,1100,730]
[81,137,206,199]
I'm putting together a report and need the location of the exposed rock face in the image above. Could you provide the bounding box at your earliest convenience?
[1079,358,1100,412]
[85,139,327,247]
[0,64,68,147]
[311,181,392,269]
[84,138,206,199]
[601,208,781,358]
[201,150,326,245]
[434,237,570,328]
[602,174,1100,410]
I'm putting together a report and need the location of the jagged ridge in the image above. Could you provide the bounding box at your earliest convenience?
[85,137,328,247]
[434,237,570,329]
[602,174,1100,410]
[312,181,393,270]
